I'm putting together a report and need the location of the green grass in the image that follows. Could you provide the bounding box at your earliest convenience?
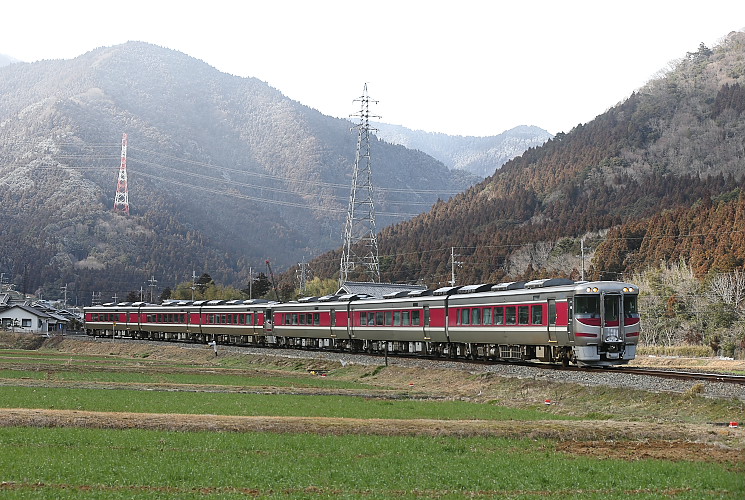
[0,427,741,500]
[0,367,374,390]
[0,385,570,421]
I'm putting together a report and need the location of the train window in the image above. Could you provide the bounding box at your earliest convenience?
[181,314,186,323]
[604,297,619,322]
[248,313,254,325]
[624,295,638,316]
[299,313,306,325]
[393,311,401,326]
[532,305,543,325]
[575,296,600,316]
[314,313,320,326]
[460,308,470,325]
[384,311,393,326]
[483,308,492,325]
[307,313,313,325]
[238,315,244,325]
[157,314,162,322]
[505,306,517,325]
[473,308,481,326]
[376,312,384,326]
[494,307,504,325]
[518,306,530,325]
[368,312,375,326]
[402,311,410,326]
[413,310,421,326]
[293,313,299,325]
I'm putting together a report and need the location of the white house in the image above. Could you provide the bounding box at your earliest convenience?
[0,304,51,334]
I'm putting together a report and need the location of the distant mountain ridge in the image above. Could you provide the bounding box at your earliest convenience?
[373,123,552,178]
[0,54,20,67]
[306,32,745,286]
[0,41,479,301]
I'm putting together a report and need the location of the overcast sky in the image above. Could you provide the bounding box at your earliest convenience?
[2,1,744,136]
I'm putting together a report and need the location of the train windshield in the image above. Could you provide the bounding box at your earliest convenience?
[624,295,638,316]
[574,295,600,316]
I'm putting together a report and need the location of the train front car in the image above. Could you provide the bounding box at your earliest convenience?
[570,281,640,366]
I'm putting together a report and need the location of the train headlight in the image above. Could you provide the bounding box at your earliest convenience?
[622,287,636,293]
[585,287,600,293]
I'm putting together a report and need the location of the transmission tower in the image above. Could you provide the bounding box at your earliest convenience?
[297,259,312,293]
[113,133,130,215]
[340,84,381,285]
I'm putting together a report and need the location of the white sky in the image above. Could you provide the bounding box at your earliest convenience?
[1,1,744,136]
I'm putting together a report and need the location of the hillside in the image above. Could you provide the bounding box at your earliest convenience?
[306,32,745,286]
[0,42,479,301]
[373,123,552,178]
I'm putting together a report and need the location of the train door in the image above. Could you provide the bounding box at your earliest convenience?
[601,293,623,343]
[264,308,273,334]
[422,305,431,340]
[547,299,557,342]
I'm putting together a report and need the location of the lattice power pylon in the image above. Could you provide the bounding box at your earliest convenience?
[113,133,130,215]
[340,84,381,285]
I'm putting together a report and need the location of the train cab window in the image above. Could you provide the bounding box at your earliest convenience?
[313,313,320,326]
[393,311,401,326]
[532,305,544,325]
[505,306,517,325]
[575,296,600,317]
[460,308,470,325]
[384,311,393,326]
[472,308,481,326]
[624,295,638,317]
[483,308,492,325]
[413,310,421,326]
[402,311,410,326]
[518,306,530,325]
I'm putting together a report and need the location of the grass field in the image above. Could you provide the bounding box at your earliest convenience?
[0,335,742,499]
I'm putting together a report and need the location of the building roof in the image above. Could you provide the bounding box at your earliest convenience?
[337,281,427,299]
[0,304,52,318]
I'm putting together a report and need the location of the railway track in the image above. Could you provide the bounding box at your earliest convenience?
[63,333,745,386]
[603,367,745,385]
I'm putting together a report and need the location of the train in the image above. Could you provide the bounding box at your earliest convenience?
[84,278,641,367]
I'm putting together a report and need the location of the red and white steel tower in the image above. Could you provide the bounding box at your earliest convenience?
[113,133,130,215]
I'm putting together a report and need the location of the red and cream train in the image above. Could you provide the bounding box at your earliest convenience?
[84,278,640,366]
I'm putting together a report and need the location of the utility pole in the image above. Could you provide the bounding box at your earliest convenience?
[248,266,254,299]
[449,247,463,286]
[340,83,381,285]
[581,237,585,281]
[61,283,68,309]
[113,133,130,215]
[191,269,197,300]
[148,275,157,303]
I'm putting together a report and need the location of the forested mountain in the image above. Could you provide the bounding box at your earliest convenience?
[306,32,745,287]
[0,42,478,302]
[373,123,552,178]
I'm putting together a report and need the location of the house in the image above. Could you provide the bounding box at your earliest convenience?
[0,304,51,334]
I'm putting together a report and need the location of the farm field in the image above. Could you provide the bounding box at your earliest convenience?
[0,333,743,499]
